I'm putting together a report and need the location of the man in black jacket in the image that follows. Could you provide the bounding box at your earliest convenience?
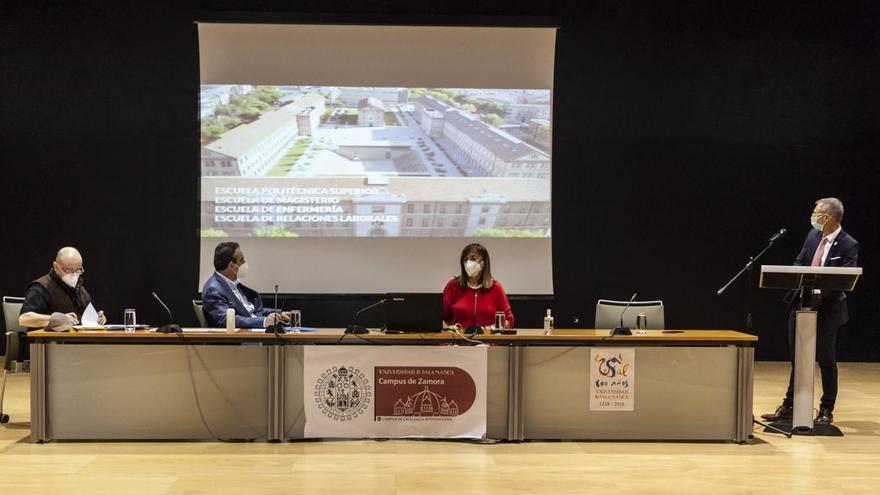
[761,197,859,425]
[19,247,107,329]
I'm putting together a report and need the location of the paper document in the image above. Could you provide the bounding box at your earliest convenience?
[80,303,102,327]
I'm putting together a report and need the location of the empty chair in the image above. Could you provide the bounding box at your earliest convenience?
[2,296,27,424]
[192,299,207,328]
[595,299,664,330]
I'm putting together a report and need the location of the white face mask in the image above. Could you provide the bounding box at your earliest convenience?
[235,262,249,279]
[810,215,825,232]
[464,260,483,277]
[61,273,80,288]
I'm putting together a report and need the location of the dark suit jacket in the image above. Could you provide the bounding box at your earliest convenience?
[201,272,277,328]
[790,228,859,326]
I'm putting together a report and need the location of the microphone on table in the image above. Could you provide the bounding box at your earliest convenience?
[610,292,637,336]
[265,284,285,334]
[768,228,787,243]
[345,298,387,334]
[151,291,182,334]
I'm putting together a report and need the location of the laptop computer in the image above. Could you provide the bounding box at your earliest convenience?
[384,293,443,333]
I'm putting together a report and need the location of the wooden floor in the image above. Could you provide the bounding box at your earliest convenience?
[1,361,878,494]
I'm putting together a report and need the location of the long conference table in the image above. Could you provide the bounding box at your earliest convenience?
[28,328,757,443]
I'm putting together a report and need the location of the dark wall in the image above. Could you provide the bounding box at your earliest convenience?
[2,1,878,360]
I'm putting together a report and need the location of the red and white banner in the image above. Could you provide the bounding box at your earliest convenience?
[303,345,487,438]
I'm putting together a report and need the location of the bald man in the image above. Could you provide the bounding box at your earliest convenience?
[19,247,106,329]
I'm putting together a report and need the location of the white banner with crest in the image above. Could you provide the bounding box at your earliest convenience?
[303,345,487,438]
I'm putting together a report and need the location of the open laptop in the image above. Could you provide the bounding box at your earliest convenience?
[384,293,443,333]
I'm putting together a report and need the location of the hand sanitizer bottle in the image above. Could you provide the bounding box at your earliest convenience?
[543,309,554,335]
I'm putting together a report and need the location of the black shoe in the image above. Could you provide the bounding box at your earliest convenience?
[761,405,793,422]
[815,407,834,424]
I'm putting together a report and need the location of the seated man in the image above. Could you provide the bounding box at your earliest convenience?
[19,247,106,329]
[202,241,289,329]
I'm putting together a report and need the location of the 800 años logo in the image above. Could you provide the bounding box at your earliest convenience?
[595,353,629,378]
[314,366,371,421]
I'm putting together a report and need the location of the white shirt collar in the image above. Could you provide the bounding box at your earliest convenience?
[823,225,842,244]
[215,271,239,289]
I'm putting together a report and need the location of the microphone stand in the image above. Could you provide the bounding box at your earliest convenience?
[345,298,386,335]
[610,293,637,336]
[716,233,792,438]
[151,292,182,334]
[716,235,781,332]
[265,284,285,335]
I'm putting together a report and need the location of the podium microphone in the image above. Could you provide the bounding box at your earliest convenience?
[345,298,386,334]
[610,293,637,336]
[769,228,787,242]
[151,291,182,334]
[265,284,284,334]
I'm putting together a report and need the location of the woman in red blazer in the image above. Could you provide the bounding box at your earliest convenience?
[442,243,515,330]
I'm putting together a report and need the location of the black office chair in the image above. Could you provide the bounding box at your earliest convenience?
[1,296,27,424]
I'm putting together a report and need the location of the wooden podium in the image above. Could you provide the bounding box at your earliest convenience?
[760,265,862,431]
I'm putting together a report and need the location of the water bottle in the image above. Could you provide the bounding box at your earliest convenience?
[543,309,554,335]
[226,308,236,333]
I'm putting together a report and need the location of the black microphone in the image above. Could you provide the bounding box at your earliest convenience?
[265,284,284,334]
[151,291,182,334]
[769,228,787,242]
[345,298,386,334]
[610,293,637,336]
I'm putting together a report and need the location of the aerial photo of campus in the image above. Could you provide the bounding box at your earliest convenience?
[200,86,552,238]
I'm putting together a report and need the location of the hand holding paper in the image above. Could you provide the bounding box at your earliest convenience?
[80,303,104,328]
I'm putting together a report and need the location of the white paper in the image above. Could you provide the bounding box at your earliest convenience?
[80,303,101,327]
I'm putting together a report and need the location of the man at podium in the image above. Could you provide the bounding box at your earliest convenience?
[762,197,859,425]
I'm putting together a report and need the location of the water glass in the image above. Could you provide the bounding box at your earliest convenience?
[494,311,506,330]
[289,310,302,333]
[124,308,137,333]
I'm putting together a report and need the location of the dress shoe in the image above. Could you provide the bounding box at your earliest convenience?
[815,407,834,424]
[760,405,792,422]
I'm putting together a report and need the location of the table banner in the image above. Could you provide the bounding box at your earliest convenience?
[589,348,635,411]
[304,345,487,438]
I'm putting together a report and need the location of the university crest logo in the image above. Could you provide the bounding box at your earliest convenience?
[314,365,371,421]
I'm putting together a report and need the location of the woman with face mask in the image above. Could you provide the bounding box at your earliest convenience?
[442,243,515,331]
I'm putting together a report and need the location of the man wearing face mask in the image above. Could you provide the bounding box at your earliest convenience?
[761,197,859,425]
[201,241,290,329]
[19,247,107,329]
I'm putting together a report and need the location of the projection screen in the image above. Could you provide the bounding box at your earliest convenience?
[198,23,556,294]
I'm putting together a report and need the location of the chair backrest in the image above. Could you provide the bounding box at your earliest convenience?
[3,296,25,334]
[3,296,27,368]
[595,299,665,329]
[192,299,207,328]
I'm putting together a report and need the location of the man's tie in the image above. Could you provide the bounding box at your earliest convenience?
[811,237,828,267]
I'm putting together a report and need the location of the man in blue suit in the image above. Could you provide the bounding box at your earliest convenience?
[762,197,859,425]
[202,242,290,329]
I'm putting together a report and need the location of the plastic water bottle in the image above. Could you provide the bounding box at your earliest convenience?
[226,308,236,333]
[543,309,554,335]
